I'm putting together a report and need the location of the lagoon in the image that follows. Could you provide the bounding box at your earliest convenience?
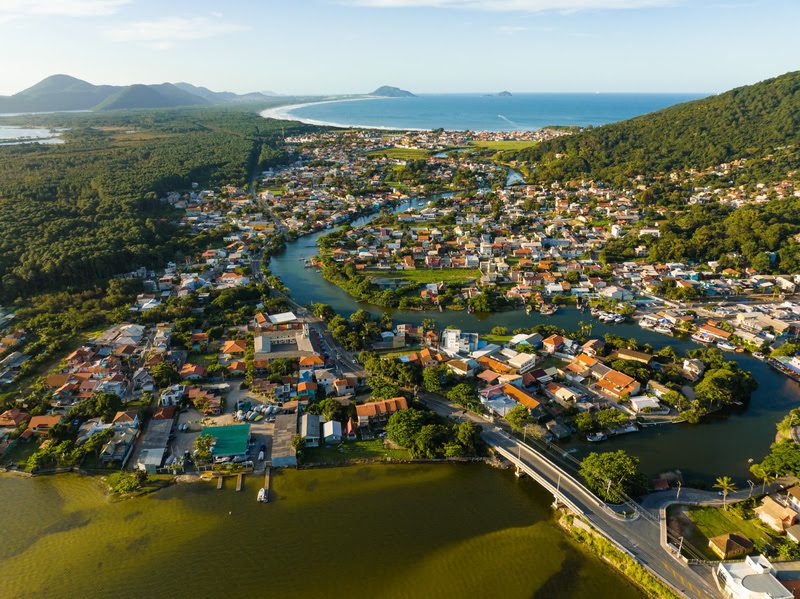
[0,465,642,599]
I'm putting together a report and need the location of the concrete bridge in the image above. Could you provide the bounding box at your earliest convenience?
[423,394,723,599]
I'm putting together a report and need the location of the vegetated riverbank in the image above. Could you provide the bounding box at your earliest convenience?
[559,513,679,599]
[0,463,644,599]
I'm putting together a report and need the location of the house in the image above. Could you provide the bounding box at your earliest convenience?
[22,415,62,439]
[356,397,408,426]
[612,348,653,365]
[682,359,706,382]
[446,359,475,378]
[323,420,343,443]
[333,378,356,397]
[708,533,753,559]
[132,367,155,392]
[717,555,792,599]
[787,487,800,514]
[345,419,358,440]
[755,496,798,532]
[111,410,140,431]
[298,355,325,370]
[594,370,641,400]
[300,413,320,447]
[272,413,298,468]
[100,427,138,466]
[297,381,318,399]
[222,339,248,357]
[180,363,207,380]
[0,408,29,429]
[542,335,564,354]
[160,384,186,406]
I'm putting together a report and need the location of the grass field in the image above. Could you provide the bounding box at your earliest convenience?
[470,140,539,150]
[304,438,411,465]
[367,147,431,160]
[367,268,481,284]
[684,505,774,558]
[482,334,512,344]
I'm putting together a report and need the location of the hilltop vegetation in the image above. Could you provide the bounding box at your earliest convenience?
[0,107,314,300]
[511,71,800,184]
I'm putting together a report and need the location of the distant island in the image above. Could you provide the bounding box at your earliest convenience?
[485,91,512,97]
[370,86,416,98]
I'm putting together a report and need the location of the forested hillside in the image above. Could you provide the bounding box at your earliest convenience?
[0,108,314,300]
[511,71,800,184]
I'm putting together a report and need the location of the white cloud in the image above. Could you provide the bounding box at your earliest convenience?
[348,0,679,11]
[107,16,247,49]
[0,0,130,18]
[495,24,528,34]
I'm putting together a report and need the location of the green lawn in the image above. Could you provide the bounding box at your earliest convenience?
[684,506,774,559]
[188,352,218,366]
[304,438,411,465]
[367,147,431,160]
[536,355,568,370]
[482,334,512,344]
[470,140,539,150]
[367,268,481,284]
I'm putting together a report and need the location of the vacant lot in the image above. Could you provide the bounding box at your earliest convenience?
[367,147,431,160]
[304,438,411,465]
[368,268,481,284]
[470,140,539,150]
[676,505,774,559]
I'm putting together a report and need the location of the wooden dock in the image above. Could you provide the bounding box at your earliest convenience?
[235,473,243,492]
[263,467,271,503]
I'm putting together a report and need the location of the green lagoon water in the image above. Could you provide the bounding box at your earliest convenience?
[0,464,641,599]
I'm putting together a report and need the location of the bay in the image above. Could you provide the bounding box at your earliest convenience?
[280,93,705,131]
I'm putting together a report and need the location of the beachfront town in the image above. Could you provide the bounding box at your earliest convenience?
[2,126,800,598]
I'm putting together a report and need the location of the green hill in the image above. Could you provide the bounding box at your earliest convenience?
[95,83,209,111]
[0,74,117,112]
[513,71,800,184]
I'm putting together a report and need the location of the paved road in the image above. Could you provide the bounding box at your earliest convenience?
[422,394,721,599]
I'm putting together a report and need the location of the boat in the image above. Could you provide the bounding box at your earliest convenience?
[257,487,268,502]
[639,318,655,329]
[613,315,625,323]
[691,332,714,344]
[539,304,557,316]
[586,432,607,443]
[717,341,737,352]
[653,325,673,335]
[753,352,766,360]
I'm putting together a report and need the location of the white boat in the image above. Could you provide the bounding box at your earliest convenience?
[586,432,607,443]
[691,332,714,344]
[613,315,625,323]
[753,352,766,360]
[654,325,673,335]
[639,319,655,329]
[717,341,737,351]
[539,305,557,316]
[257,488,268,502]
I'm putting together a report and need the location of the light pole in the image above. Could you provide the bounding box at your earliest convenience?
[747,480,755,499]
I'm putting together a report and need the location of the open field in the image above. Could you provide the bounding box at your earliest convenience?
[682,505,774,558]
[367,268,481,284]
[367,147,431,160]
[470,140,539,150]
[304,438,412,464]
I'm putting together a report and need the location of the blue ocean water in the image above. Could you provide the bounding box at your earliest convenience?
[287,93,705,131]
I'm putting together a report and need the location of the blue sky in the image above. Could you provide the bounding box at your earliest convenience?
[0,0,797,95]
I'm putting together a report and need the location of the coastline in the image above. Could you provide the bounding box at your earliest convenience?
[259,96,432,131]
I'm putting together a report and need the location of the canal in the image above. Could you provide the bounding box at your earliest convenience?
[0,465,643,599]
[268,203,800,485]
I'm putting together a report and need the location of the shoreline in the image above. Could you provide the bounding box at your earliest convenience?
[259,96,432,132]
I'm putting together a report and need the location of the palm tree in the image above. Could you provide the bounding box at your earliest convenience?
[714,476,737,510]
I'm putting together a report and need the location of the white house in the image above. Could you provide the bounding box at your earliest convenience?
[323,420,342,443]
[716,555,791,599]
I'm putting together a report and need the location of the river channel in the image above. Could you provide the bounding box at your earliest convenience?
[268,200,800,485]
[0,465,642,599]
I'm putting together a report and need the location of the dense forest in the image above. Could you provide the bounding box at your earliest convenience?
[509,70,800,184]
[0,107,314,300]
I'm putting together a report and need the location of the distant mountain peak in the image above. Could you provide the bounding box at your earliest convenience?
[370,86,416,98]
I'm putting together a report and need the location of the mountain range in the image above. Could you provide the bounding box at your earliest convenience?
[0,75,417,113]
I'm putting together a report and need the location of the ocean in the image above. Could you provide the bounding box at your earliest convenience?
[266,93,706,131]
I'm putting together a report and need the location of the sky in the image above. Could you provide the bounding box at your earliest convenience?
[0,0,798,95]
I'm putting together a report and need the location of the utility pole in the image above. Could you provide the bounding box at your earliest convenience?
[676,480,682,501]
